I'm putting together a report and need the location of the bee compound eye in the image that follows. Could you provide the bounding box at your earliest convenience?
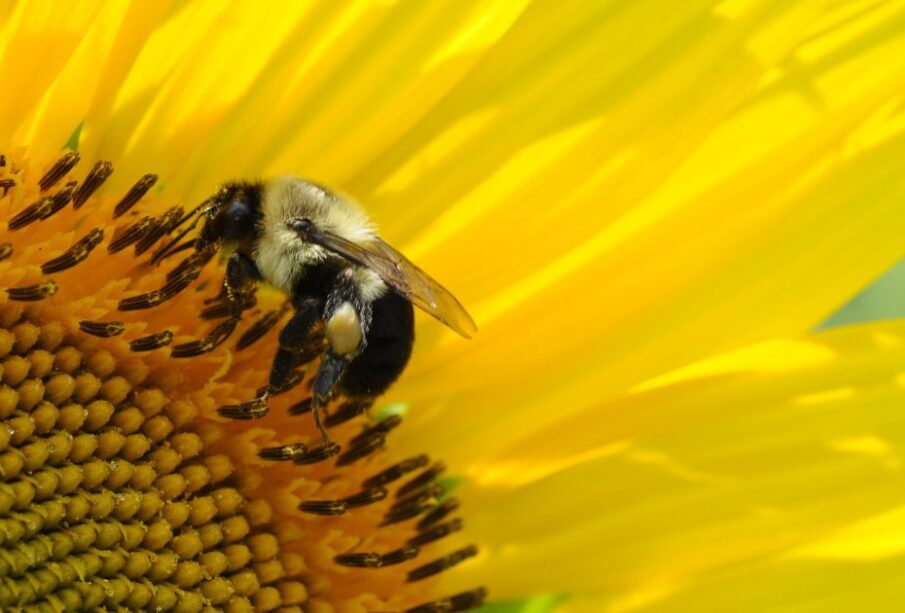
[290,218,313,234]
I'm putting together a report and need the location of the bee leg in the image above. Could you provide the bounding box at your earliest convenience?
[172,253,260,358]
[311,350,346,444]
[224,252,260,317]
[270,297,322,394]
[271,297,338,447]
[323,269,372,360]
[306,272,374,443]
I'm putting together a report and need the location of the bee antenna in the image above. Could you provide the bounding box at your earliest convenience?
[150,198,216,265]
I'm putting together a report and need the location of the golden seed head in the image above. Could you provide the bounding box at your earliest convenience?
[0,152,484,612]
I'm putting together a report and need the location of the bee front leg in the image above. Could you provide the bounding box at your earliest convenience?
[173,252,260,358]
[224,252,260,316]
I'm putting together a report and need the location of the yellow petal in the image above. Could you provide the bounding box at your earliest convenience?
[443,319,905,609]
[389,0,905,467]
[0,2,103,148]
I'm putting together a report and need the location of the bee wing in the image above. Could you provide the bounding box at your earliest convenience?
[302,226,477,338]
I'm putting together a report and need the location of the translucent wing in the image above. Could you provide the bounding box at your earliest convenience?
[298,224,477,338]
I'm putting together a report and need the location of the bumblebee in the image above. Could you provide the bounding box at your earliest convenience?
[155,176,476,446]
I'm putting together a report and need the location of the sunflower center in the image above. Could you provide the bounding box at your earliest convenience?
[0,151,485,611]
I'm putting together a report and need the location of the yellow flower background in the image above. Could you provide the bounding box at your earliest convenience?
[3,0,905,611]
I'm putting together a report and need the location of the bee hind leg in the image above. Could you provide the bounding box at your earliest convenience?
[305,272,372,444]
[311,350,347,444]
[269,297,322,393]
[264,295,339,444]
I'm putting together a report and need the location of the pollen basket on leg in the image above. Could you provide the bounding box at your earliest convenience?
[1,151,486,612]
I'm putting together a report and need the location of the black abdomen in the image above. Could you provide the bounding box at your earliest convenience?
[341,291,414,397]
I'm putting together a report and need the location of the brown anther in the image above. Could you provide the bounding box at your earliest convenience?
[333,551,380,568]
[342,486,388,508]
[363,454,429,489]
[287,397,312,415]
[416,498,460,530]
[0,243,11,261]
[119,259,205,312]
[257,443,307,462]
[406,545,478,582]
[8,182,76,230]
[159,205,186,233]
[200,294,256,320]
[6,281,58,301]
[324,398,371,427]
[292,442,341,465]
[46,180,78,215]
[113,174,158,218]
[236,310,283,350]
[161,263,203,296]
[160,238,198,262]
[73,160,113,208]
[335,546,418,568]
[265,369,305,396]
[41,228,104,274]
[134,206,185,256]
[39,151,80,191]
[171,318,237,358]
[130,218,162,254]
[108,216,153,253]
[407,518,464,548]
[398,461,447,498]
[0,178,14,196]
[406,588,489,613]
[129,330,174,352]
[335,433,386,467]
[381,497,439,527]
[78,320,125,338]
[217,396,268,420]
[8,191,65,230]
[117,289,165,311]
[298,499,347,516]
[349,414,403,447]
[165,248,212,284]
[392,483,445,512]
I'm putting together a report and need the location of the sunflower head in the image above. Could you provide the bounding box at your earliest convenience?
[0,150,484,611]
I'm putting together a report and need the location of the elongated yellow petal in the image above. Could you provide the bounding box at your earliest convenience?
[441,319,905,609]
[0,2,103,148]
[389,0,905,468]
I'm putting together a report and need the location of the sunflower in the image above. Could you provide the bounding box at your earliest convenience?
[3,1,905,612]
